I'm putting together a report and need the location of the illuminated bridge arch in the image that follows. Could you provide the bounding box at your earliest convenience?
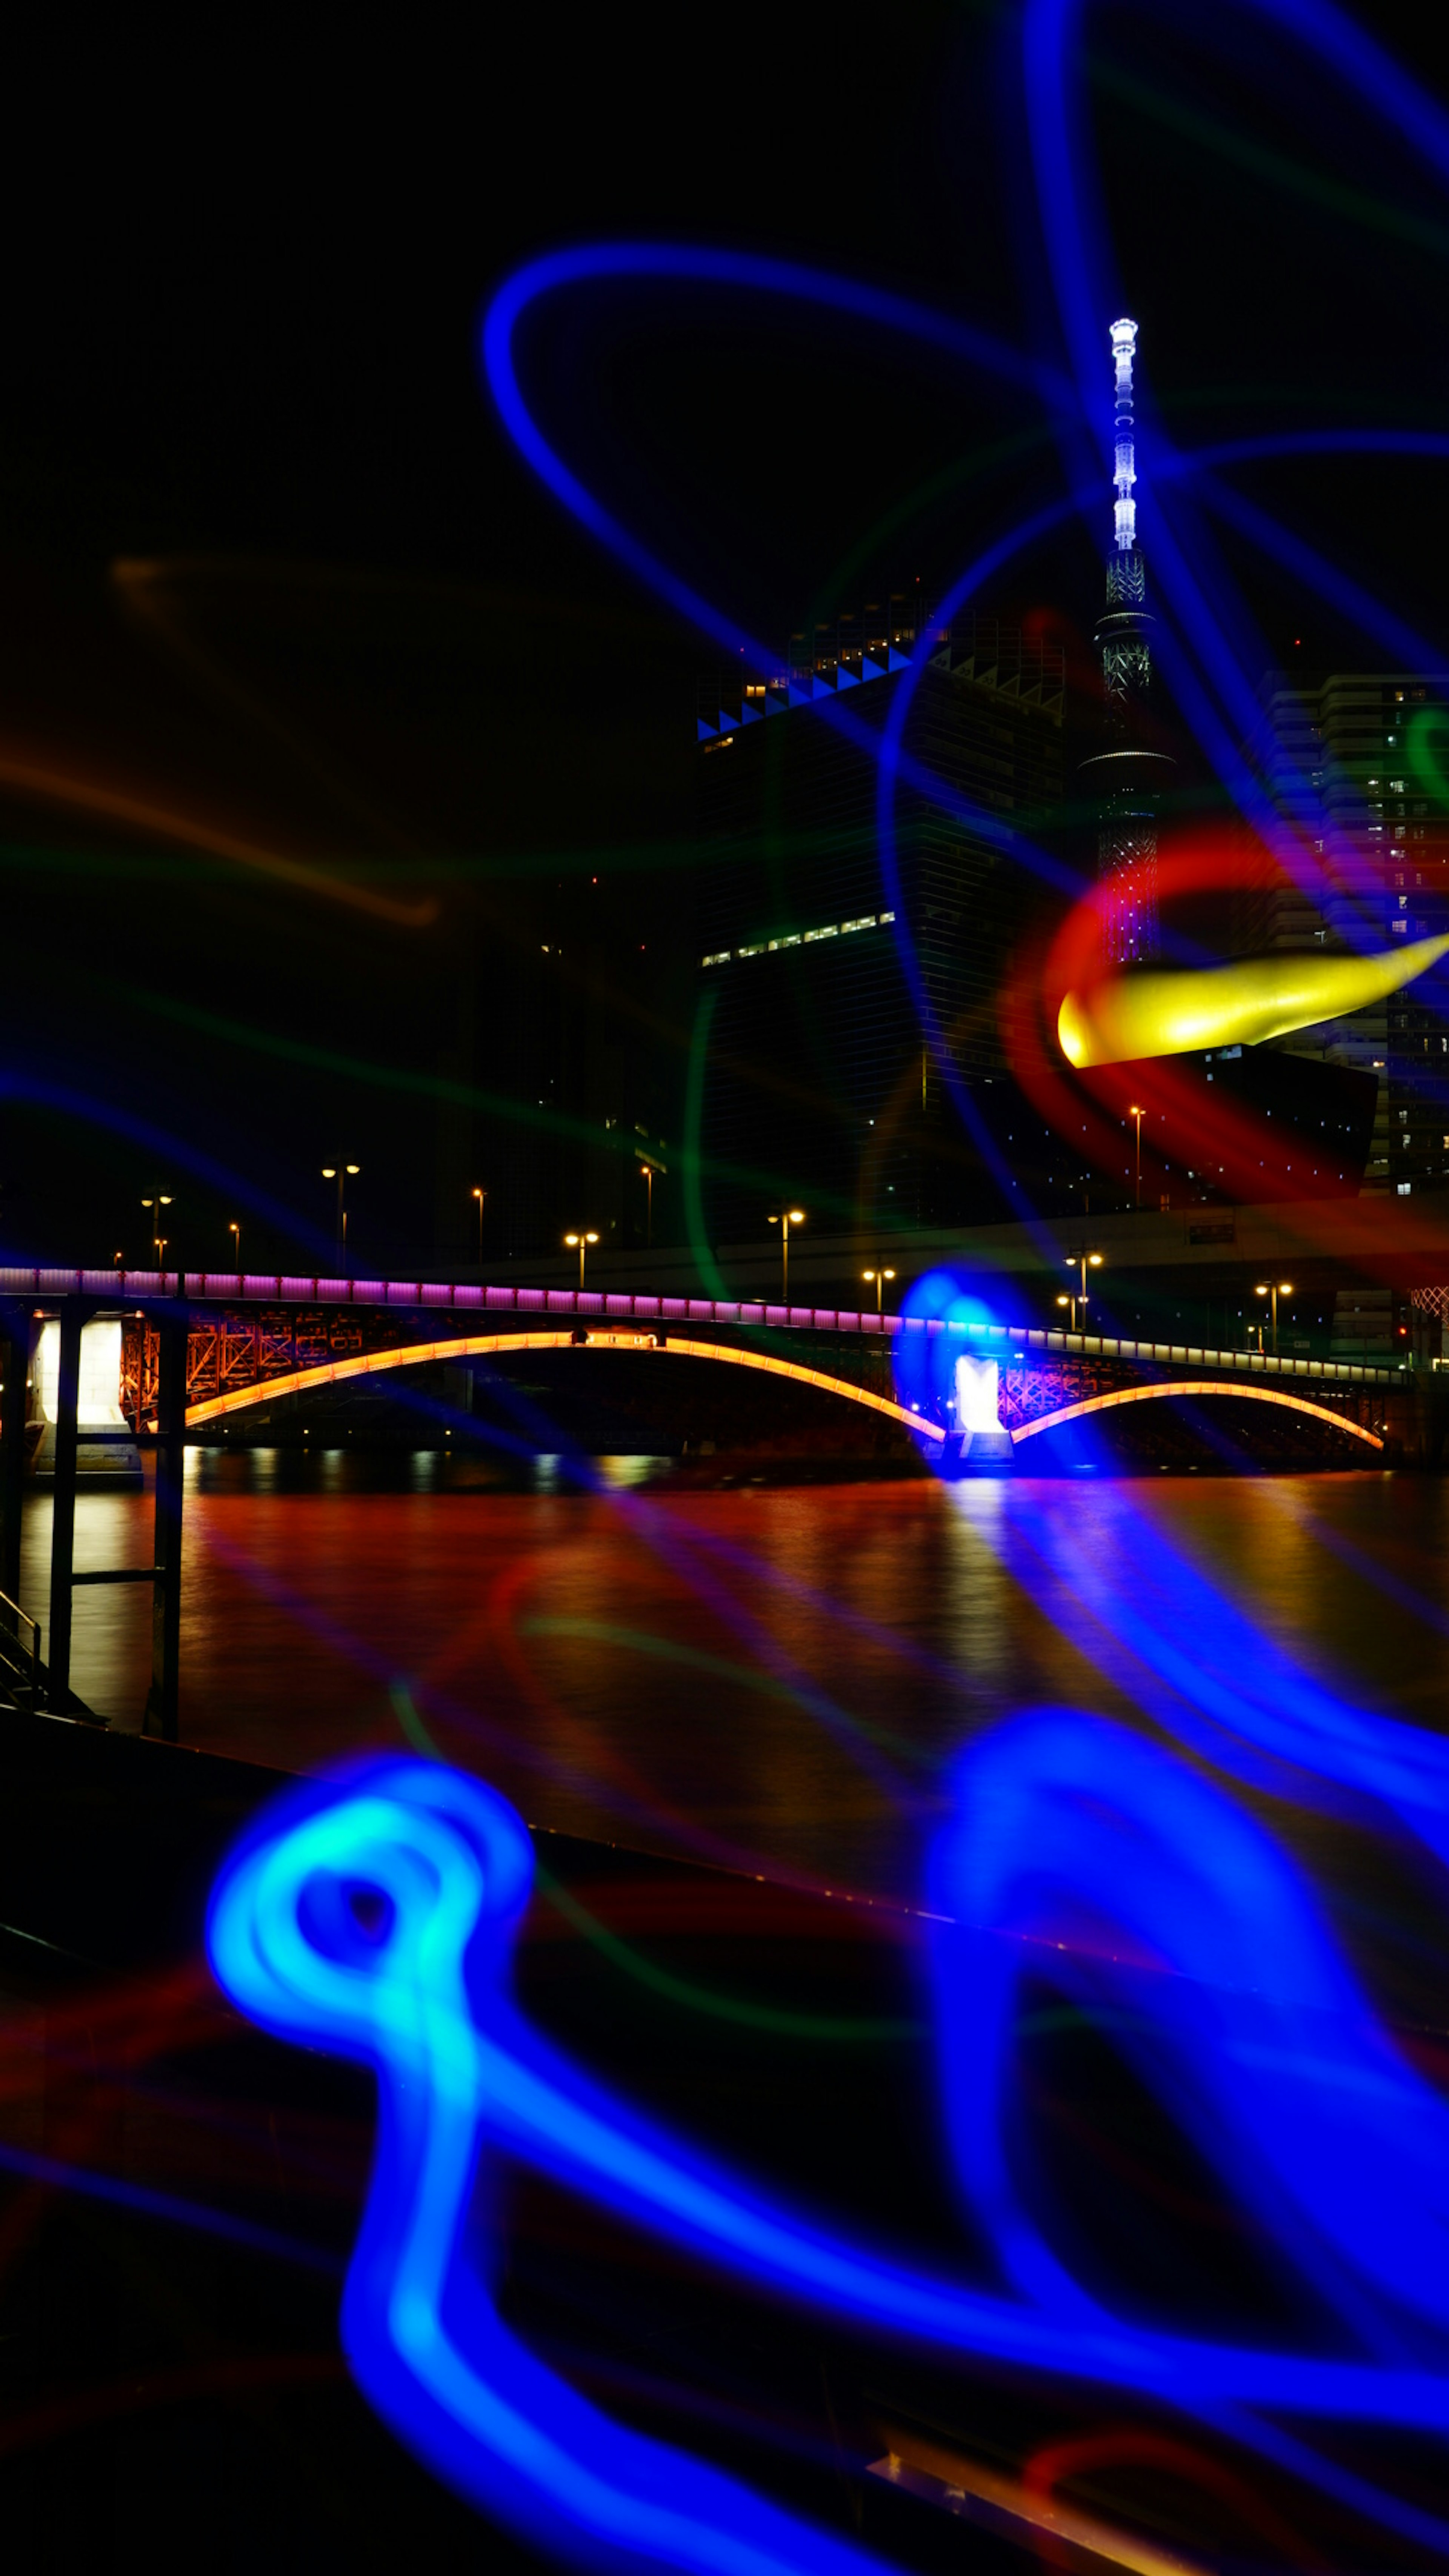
[1011,1381,1384,1451]
[184,1326,947,1442]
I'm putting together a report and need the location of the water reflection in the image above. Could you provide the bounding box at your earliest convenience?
[15,1461,1448,1911]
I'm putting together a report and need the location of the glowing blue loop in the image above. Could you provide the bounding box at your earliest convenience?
[931,1712,1449,2351]
[480,241,1071,668]
[208,1758,1449,2569]
[480,227,1449,1139]
[1024,0,1449,869]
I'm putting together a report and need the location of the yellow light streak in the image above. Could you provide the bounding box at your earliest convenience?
[1058,934,1449,1069]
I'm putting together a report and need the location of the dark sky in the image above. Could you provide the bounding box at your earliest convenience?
[2,5,1446,1267]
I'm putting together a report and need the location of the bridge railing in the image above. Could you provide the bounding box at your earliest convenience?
[0,1587,42,1713]
[0,1269,1401,1389]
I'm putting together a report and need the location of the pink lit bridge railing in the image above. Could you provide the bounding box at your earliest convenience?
[0,1267,1400,1393]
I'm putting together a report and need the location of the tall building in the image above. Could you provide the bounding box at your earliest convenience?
[694,605,1064,1244]
[1254,672,1449,1201]
[1079,318,1175,964]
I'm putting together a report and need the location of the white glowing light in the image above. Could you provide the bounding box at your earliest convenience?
[37,1317,125,1426]
[1110,316,1138,552]
[955,1353,1001,1435]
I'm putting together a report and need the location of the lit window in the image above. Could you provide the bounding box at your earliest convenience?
[700,951,731,968]
[803,924,838,943]
[737,942,765,958]
[1399,1181,1413,1195]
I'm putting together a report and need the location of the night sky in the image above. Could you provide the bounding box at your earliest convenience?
[2,5,1444,1270]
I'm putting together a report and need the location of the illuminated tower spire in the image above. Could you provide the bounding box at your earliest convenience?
[1078,316,1173,967]
[1110,316,1138,552]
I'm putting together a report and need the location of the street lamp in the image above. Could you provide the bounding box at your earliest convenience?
[472,1186,487,1267]
[766,1208,806,1303]
[640,1164,655,1250]
[228,1220,241,1271]
[1255,1280,1293,1357]
[565,1229,599,1290]
[1064,1247,1103,1330]
[321,1163,361,1256]
[1129,1105,1145,1207]
[861,1265,896,1315]
[141,1192,173,1261]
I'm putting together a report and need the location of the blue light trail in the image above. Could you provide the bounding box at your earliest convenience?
[209,1753,1449,2565]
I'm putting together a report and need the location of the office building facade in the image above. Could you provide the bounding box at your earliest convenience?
[694,606,1064,1244]
[1254,672,1449,1201]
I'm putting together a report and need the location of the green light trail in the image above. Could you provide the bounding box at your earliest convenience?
[519,1614,928,1762]
[535,1864,921,2046]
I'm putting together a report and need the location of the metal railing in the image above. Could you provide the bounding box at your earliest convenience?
[0,1588,42,1712]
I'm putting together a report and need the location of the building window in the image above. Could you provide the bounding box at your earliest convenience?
[1399,1181,1413,1195]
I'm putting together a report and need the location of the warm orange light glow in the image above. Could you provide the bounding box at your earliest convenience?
[0,746,437,927]
[183,1329,948,1440]
[1011,1382,1382,1449]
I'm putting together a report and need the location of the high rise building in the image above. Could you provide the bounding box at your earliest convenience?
[693,605,1065,1244]
[1254,672,1449,1201]
[1079,318,1175,964]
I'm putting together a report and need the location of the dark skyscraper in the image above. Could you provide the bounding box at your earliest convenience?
[1080,318,1174,965]
[694,606,1064,1245]
[1255,671,1449,1206]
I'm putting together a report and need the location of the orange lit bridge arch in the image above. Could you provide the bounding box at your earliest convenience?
[183,1326,949,1442]
[1011,1381,1384,1451]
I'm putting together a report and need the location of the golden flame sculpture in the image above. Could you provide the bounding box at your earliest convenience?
[1058,932,1449,1070]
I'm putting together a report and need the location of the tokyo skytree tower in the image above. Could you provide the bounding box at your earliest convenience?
[1081,317,1174,964]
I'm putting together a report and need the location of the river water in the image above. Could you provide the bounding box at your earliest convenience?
[18,1456,1449,1912]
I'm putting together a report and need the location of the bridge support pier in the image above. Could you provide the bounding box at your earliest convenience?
[1412,1371,1449,1469]
[46,1300,87,1710]
[0,1304,29,1611]
[143,1307,186,1743]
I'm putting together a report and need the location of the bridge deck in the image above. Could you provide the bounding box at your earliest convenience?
[2,1266,1401,1393]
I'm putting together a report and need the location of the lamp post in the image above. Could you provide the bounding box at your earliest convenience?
[322,1163,361,1257]
[1255,1279,1292,1357]
[472,1187,487,1267]
[1129,1105,1145,1207]
[766,1208,805,1303]
[1064,1247,1103,1330]
[861,1265,896,1315]
[141,1192,173,1262]
[565,1230,599,1290]
[640,1164,654,1250]
[228,1221,240,1272]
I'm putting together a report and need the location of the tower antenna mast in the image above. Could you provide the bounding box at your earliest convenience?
[1110,316,1138,554]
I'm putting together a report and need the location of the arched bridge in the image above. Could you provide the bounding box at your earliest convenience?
[178,1320,1387,1456]
[0,1266,1410,1737]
